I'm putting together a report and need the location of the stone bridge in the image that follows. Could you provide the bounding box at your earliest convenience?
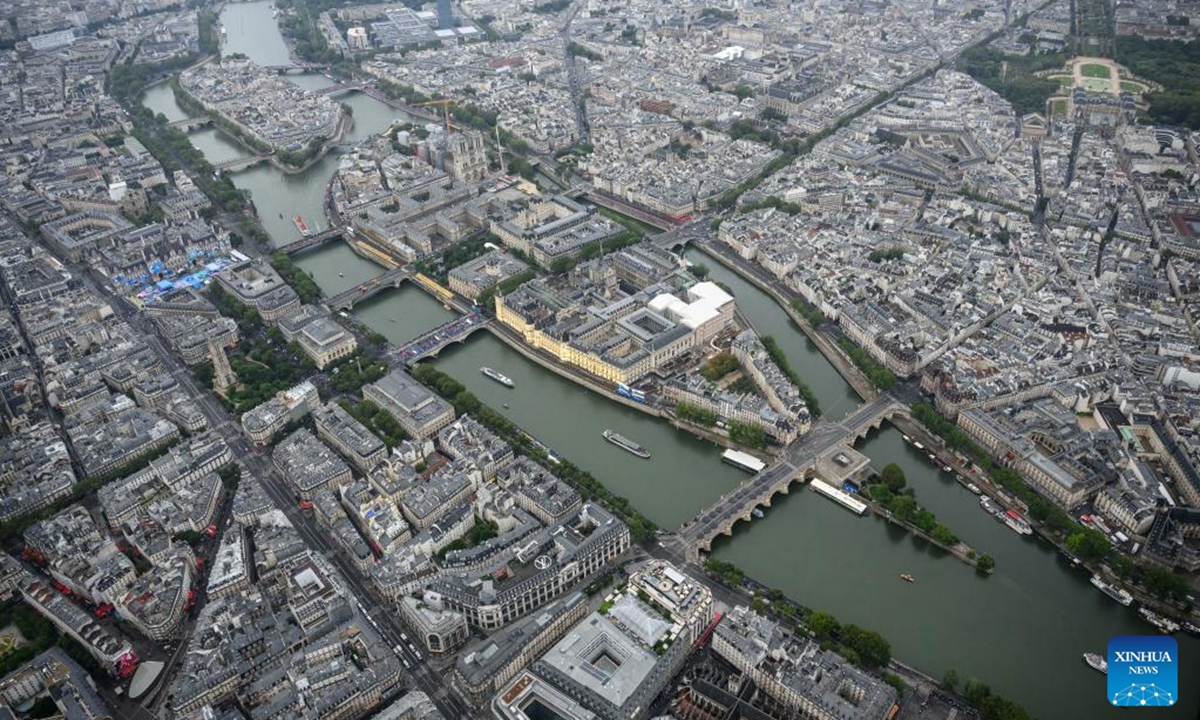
[280,227,341,257]
[398,313,488,366]
[672,394,908,560]
[325,266,411,312]
[649,221,707,251]
[166,116,212,132]
[214,155,269,173]
[318,82,369,98]
[263,63,329,74]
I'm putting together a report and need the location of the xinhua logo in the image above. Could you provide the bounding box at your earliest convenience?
[1108,636,1178,707]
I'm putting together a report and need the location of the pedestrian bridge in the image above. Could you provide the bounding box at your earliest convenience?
[325,266,412,311]
[672,394,908,559]
[398,313,488,366]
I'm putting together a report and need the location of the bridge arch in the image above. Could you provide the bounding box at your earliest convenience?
[402,327,481,365]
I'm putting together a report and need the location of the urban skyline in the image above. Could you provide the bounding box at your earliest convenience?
[0,0,1196,719]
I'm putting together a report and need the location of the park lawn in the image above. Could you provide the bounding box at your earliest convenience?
[1056,76,1074,89]
[1120,80,1144,93]
[1050,99,1068,116]
[1081,63,1112,79]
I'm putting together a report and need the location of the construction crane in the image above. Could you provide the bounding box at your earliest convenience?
[413,99,454,138]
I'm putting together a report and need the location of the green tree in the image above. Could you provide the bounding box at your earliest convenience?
[805,610,840,639]
[840,623,892,669]
[891,495,917,522]
[943,668,960,691]
[931,523,958,545]
[728,420,767,449]
[976,553,995,573]
[880,463,907,492]
[1141,565,1189,601]
[1110,554,1134,579]
[1065,528,1111,563]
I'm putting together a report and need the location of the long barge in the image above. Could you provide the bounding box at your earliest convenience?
[602,429,651,459]
[810,479,867,515]
[721,449,766,473]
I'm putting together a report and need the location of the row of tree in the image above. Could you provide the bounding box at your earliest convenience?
[675,402,718,427]
[760,335,821,417]
[910,404,1194,602]
[870,464,972,553]
[837,337,898,391]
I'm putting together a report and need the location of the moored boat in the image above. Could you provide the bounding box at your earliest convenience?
[1083,653,1107,674]
[722,449,766,473]
[751,508,765,519]
[1090,574,1133,606]
[480,367,514,388]
[1004,509,1033,535]
[979,496,1000,516]
[603,429,650,459]
[1139,607,1180,634]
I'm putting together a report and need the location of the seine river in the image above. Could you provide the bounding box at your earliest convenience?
[136,3,1200,717]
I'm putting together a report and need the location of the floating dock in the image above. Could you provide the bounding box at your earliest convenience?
[810,479,868,515]
[722,449,766,473]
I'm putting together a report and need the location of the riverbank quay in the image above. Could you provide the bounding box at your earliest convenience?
[898,411,1200,625]
[481,321,774,460]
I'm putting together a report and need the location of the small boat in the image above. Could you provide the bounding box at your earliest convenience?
[502,403,509,409]
[603,429,651,459]
[900,573,916,583]
[278,212,283,218]
[481,367,515,388]
[1083,653,1107,674]
[751,508,765,519]
[902,434,911,442]
[294,215,310,235]
[980,496,1000,516]
[966,482,982,495]
[1182,621,1200,637]
[913,442,925,451]
[389,317,397,323]
[942,465,953,472]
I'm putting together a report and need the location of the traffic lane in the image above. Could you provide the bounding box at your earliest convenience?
[249,463,464,717]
